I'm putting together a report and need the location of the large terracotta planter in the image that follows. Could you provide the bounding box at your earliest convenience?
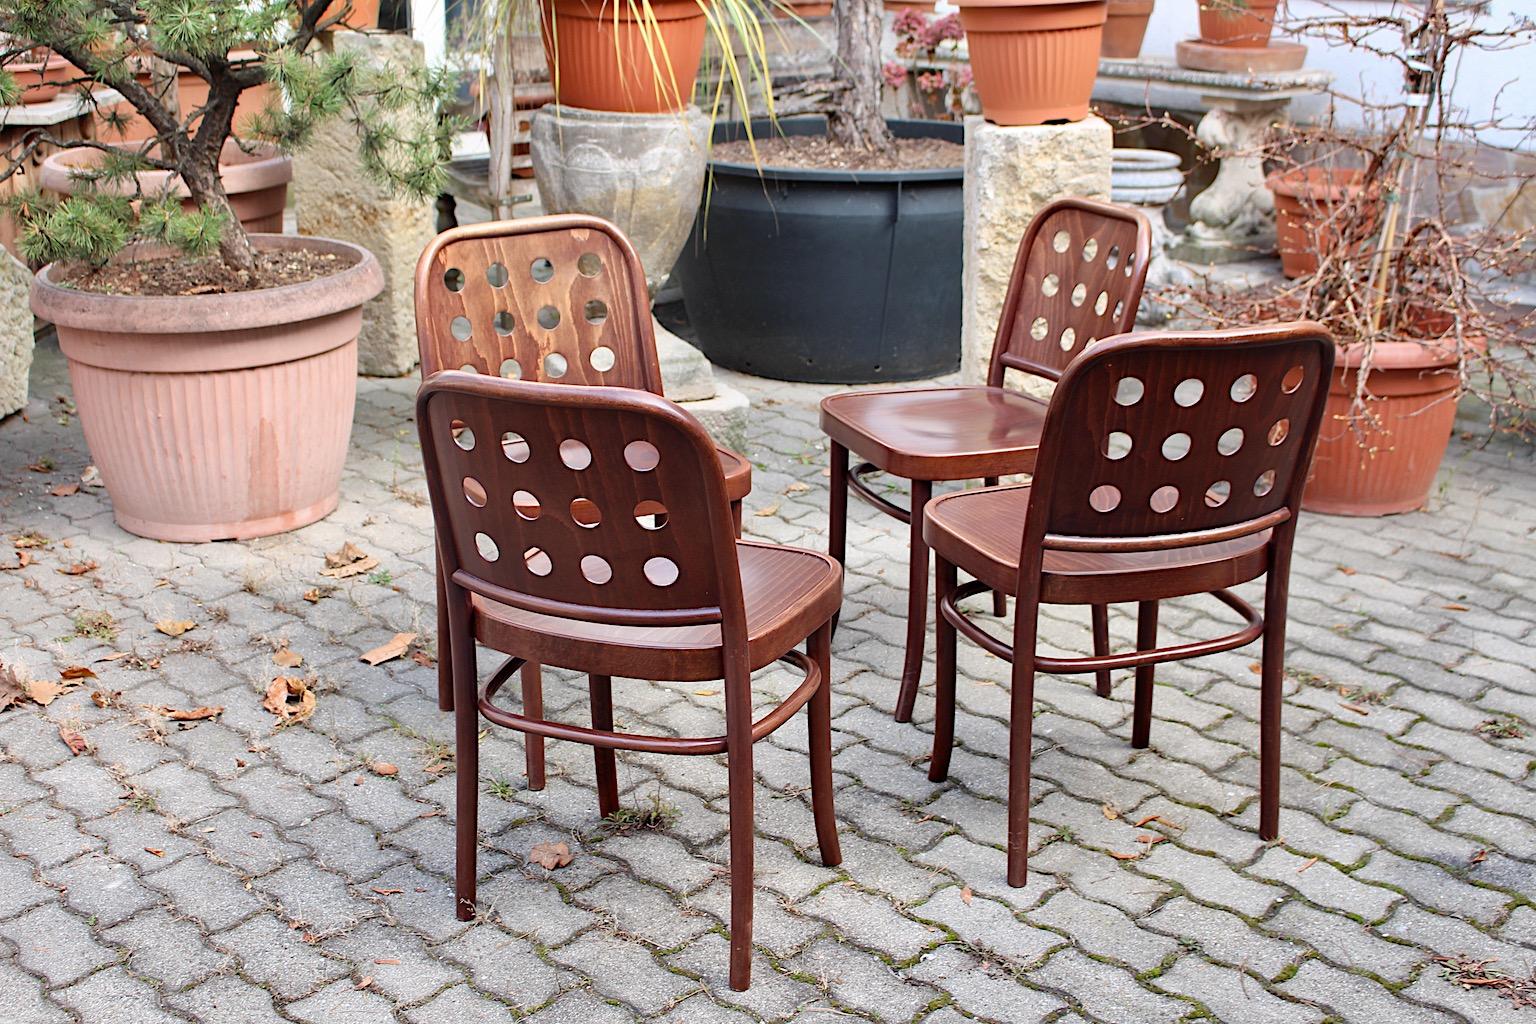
[1197,0,1279,47]
[6,53,73,103]
[540,0,709,113]
[1267,166,1370,279]
[1102,0,1154,58]
[954,0,1107,125]
[30,235,383,542]
[40,140,292,235]
[1303,341,1471,516]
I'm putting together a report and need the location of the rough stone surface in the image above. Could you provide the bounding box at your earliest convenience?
[1,333,1534,1022]
[0,248,34,417]
[291,33,433,377]
[961,115,1112,386]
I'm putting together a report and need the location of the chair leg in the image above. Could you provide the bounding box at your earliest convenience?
[730,499,744,539]
[983,477,1006,618]
[807,622,842,867]
[1007,599,1040,889]
[589,674,619,819]
[828,441,848,637]
[929,557,958,783]
[1260,568,1289,841]
[1091,604,1112,698]
[1131,601,1159,749]
[449,603,480,921]
[894,479,933,724]
[724,666,755,991]
[522,664,546,791]
[435,560,453,712]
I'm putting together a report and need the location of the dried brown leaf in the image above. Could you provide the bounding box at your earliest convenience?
[57,560,98,576]
[360,632,417,667]
[371,762,399,777]
[302,587,324,603]
[784,481,811,495]
[144,847,165,857]
[0,660,28,712]
[753,503,781,518]
[90,689,122,709]
[60,665,97,681]
[408,650,436,668]
[80,465,102,489]
[59,727,89,755]
[147,705,224,722]
[1101,803,1120,821]
[371,887,404,896]
[1443,603,1470,612]
[272,648,304,668]
[320,542,377,579]
[155,619,196,637]
[529,841,573,870]
[49,482,79,497]
[262,676,316,727]
[959,886,973,906]
[1296,856,1319,873]
[12,533,47,549]
[1107,850,1141,861]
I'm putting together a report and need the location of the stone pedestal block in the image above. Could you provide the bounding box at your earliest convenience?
[962,116,1112,388]
[292,33,434,377]
[0,249,33,418]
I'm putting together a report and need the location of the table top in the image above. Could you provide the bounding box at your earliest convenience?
[1,89,123,128]
[1095,54,1332,109]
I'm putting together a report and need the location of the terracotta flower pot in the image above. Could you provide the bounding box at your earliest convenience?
[1101,0,1154,58]
[540,0,709,113]
[96,53,273,143]
[885,0,936,10]
[954,0,1107,126]
[320,0,382,29]
[30,235,383,541]
[40,140,292,235]
[775,0,834,16]
[6,52,73,103]
[1197,0,1279,47]
[1303,340,1475,516]
[1267,166,1371,279]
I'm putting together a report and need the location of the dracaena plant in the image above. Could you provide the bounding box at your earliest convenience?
[0,0,458,272]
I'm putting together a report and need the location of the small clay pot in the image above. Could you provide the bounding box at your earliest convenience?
[954,0,1108,126]
[6,52,73,103]
[1266,166,1372,279]
[1197,0,1279,47]
[1101,0,1154,58]
[540,0,709,113]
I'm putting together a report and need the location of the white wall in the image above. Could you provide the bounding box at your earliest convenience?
[1139,0,1532,149]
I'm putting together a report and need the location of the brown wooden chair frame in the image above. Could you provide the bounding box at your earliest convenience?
[417,371,840,991]
[823,197,1152,722]
[414,214,753,794]
[922,324,1336,887]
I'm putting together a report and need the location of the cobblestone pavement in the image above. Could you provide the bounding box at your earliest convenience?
[3,335,1536,1024]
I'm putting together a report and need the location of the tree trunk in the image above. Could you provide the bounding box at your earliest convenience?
[826,0,894,152]
[486,28,518,220]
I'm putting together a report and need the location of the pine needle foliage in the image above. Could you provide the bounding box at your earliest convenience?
[1,0,459,271]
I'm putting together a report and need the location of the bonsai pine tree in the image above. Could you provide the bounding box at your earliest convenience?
[0,0,456,274]
[827,0,894,152]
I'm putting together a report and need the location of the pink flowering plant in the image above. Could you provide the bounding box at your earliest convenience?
[885,8,969,120]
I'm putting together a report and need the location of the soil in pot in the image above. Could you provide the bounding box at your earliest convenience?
[40,139,292,235]
[1267,166,1372,279]
[30,234,383,542]
[671,117,965,383]
[540,0,708,113]
[1197,0,1279,47]
[1303,339,1475,516]
[955,0,1107,126]
[710,134,964,171]
[1102,0,1154,58]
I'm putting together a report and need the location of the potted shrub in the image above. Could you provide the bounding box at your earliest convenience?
[671,0,967,382]
[1197,0,1279,47]
[1168,4,1535,517]
[883,8,971,120]
[1,1,452,541]
[952,0,1107,125]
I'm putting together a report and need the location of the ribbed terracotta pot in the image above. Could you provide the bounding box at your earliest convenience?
[30,235,383,542]
[1267,167,1371,279]
[954,0,1107,125]
[1303,341,1473,517]
[40,140,292,235]
[6,53,73,103]
[1102,0,1154,58]
[1197,0,1279,47]
[540,0,709,113]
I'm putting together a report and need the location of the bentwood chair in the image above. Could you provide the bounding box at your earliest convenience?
[820,197,1151,723]
[417,371,841,991]
[922,324,1334,886]
[415,215,754,789]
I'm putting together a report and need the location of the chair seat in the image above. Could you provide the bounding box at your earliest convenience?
[472,541,842,682]
[718,446,752,503]
[820,386,1048,480]
[924,485,1272,605]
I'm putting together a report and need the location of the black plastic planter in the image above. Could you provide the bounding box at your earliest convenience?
[671,118,963,384]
